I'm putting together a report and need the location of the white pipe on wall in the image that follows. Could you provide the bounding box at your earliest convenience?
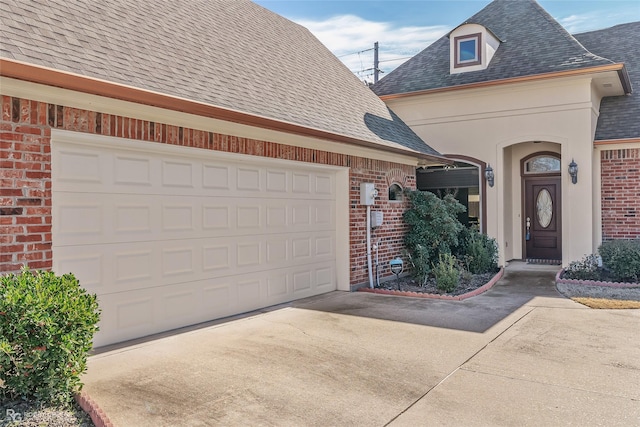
[367,205,374,288]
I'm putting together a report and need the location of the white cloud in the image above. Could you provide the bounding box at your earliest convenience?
[557,13,597,33]
[297,15,449,83]
[557,11,633,34]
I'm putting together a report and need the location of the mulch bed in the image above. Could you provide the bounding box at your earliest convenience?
[359,269,502,300]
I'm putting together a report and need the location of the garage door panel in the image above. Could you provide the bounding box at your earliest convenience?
[114,155,153,187]
[114,249,155,283]
[96,278,238,346]
[266,169,287,192]
[53,135,339,347]
[316,267,335,291]
[161,247,195,277]
[55,143,336,200]
[266,272,289,301]
[55,230,335,296]
[55,252,104,292]
[55,148,104,184]
[236,166,263,191]
[162,159,196,188]
[203,163,231,189]
[55,196,334,247]
[55,200,104,242]
[93,263,335,347]
[315,173,333,194]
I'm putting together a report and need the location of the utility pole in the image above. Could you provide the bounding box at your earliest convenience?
[373,41,379,83]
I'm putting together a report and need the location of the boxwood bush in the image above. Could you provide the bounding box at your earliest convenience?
[598,239,640,283]
[0,268,100,405]
[563,253,602,281]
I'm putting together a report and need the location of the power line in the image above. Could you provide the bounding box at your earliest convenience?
[337,46,375,58]
[379,55,415,63]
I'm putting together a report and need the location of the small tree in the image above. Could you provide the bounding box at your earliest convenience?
[403,190,465,284]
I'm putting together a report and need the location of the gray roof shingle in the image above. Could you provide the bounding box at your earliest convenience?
[372,0,614,96]
[574,22,640,141]
[0,0,441,157]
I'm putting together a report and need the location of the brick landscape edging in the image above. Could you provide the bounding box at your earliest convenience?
[555,269,640,288]
[75,391,114,427]
[357,268,504,300]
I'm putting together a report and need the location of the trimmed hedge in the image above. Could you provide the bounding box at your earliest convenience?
[0,268,100,405]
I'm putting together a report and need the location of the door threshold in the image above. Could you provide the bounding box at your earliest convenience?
[526,258,562,265]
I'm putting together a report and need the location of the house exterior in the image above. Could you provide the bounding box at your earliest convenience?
[0,0,447,346]
[373,0,640,267]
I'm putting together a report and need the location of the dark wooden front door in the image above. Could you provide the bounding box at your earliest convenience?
[524,177,562,261]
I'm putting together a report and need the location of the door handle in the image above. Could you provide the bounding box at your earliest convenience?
[526,216,531,241]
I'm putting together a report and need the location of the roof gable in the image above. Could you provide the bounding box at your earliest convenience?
[373,0,613,96]
[574,22,640,141]
[0,0,440,157]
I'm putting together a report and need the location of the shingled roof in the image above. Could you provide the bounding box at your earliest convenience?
[0,0,441,158]
[574,22,640,141]
[372,0,615,96]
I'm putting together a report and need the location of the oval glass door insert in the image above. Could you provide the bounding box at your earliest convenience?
[536,189,553,228]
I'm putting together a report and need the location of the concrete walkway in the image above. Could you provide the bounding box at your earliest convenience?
[82,263,640,426]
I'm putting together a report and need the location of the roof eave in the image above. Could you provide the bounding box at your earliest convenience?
[617,66,633,94]
[593,137,640,146]
[379,63,629,101]
[0,58,450,165]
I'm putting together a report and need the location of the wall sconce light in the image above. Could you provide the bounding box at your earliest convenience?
[568,159,578,184]
[485,164,494,187]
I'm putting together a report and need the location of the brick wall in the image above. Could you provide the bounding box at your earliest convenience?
[601,148,640,240]
[349,167,415,286]
[0,95,417,286]
[1,98,52,271]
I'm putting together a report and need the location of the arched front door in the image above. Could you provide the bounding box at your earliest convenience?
[522,153,562,263]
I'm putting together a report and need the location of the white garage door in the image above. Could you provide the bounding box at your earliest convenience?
[52,132,341,347]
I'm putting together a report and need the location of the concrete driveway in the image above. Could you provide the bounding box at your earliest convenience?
[82,263,640,426]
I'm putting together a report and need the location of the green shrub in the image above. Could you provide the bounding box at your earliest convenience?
[563,253,602,281]
[433,253,460,292]
[0,268,101,405]
[598,239,640,282]
[403,244,431,286]
[460,229,498,274]
[403,190,465,284]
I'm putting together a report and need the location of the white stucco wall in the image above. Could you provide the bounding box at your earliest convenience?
[385,76,603,266]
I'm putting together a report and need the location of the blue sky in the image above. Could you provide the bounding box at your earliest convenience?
[253,0,640,83]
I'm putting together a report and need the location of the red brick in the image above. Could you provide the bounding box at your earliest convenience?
[17,252,44,262]
[25,207,50,215]
[0,132,24,141]
[2,95,12,122]
[19,99,31,123]
[25,171,50,179]
[25,242,51,251]
[26,225,49,233]
[15,216,43,225]
[16,234,42,242]
[1,244,23,252]
[0,263,25,273]
[25,260,52,270]
[15,125,42,135]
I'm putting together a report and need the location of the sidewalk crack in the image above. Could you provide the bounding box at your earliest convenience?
[384,306,536,426]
